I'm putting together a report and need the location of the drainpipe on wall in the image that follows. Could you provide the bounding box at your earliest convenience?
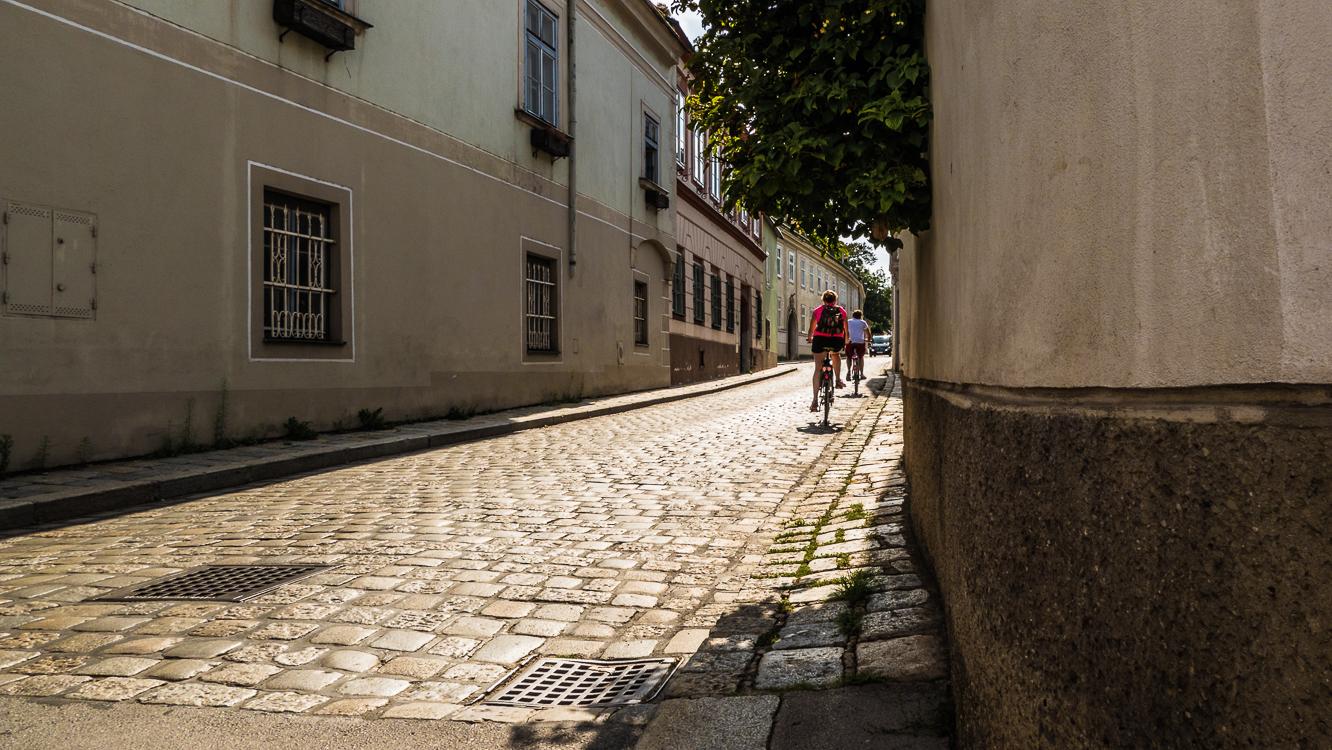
[566,0,578,275]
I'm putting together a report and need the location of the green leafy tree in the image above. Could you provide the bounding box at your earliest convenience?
[675,0,930,251]
[839,241,893,332]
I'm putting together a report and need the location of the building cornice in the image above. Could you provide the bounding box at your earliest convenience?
[677,179,767,263]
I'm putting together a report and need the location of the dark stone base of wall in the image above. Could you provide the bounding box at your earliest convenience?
[902,378,1332,749]
[671,333,743,385]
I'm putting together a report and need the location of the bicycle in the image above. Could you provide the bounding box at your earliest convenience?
[818,354,835,426]
[848,349,864,396]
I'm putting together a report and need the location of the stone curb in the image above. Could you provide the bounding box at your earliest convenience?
[0,366,798,532]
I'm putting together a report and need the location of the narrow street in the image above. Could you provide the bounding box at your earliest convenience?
[0,363,948,749]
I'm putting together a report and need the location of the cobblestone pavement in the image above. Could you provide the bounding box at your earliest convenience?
[0,363,937,729]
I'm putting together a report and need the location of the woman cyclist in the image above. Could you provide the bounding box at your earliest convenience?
[805,289,849,412]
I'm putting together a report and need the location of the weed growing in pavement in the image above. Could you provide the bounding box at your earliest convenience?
[836,553,851,569]
[358,407,389,431]
[834,529,846,543]
[0,434,12,474]
[832,569,875,607]
[212,377,231,447]
[777,598,794,615]
[844,503,866,521]
[786,518,809,527]
[445,406,475,421]
[75,437,93,466]
[34,435,53,470]
[756,624,782,648]
[180,399,198,453]
[793,563,812,577]
[836,608,865,637]
[768,546,805,556]
[283,417,318,440]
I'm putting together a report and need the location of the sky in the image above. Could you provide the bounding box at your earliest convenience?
[669,10,897,282]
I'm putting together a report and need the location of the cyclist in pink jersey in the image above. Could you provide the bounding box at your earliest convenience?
[805,290,849,411]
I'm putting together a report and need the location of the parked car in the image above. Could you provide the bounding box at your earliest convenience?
[870,334,891,356]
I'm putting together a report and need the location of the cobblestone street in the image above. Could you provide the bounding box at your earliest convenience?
[0,364,946,746]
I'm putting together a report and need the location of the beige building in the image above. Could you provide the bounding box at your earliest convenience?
[897,2,1332,747]
[772,227,865,361]
[0,0,686,468]
[666,42,771,385]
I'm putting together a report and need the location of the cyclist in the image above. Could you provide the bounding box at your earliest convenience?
[844,310,870,383]
[805,289,849,412]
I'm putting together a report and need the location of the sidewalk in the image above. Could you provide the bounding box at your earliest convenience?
[0,367,795,532]
[633,372,954,749]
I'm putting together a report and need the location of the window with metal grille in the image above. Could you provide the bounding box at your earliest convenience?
[634,281,648,346]
[526,254,557,353]
[525,1,558,125]
[711,272,722,330]
[693,261,705,323]
[263,192,335,341]
[672,258,686,317]
[644,113,660,185]
[756,290,763,337]
[725,278,735,332]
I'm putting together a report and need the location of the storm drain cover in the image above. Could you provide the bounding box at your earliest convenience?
[93,564,335,603]
[482,658,677,708]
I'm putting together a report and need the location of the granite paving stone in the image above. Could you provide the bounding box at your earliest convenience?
[74,656,159,676]
[0,674,92,696]
[0,366,925,729]
[860,607,942,641]
[754,647,844,690]
[67,676,165,701]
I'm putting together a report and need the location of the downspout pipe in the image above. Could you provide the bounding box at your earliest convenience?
[566,0,577,275]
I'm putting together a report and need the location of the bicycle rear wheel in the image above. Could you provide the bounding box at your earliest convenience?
[822,377,833,425]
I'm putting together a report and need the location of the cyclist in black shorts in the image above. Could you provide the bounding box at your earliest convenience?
[805,289,849,412]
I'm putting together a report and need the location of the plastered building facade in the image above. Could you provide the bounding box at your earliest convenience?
[898,1,1332,746]
[0,0,685,467]
[772,227,865,362]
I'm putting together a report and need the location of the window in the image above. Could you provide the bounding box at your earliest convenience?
[693,261,705,323]
[817,268,823,293]
[710,272,722,329]
[643,113,660,184]
[725,278,735,332]
[672,257,686,317]
[755,290,763,337]
[633,281,648,346]
[676,93,687,166]
[709,155,722,200]
[776,247,783,279]
[693,130,707,184]
[526,254,557,352]
[841,281,847,303]
[788,251,795,281]
[263,192,336,341]
[801,304,807,331]
[800,259,806,288]
[777,297,782,327]
[524,1,558,125]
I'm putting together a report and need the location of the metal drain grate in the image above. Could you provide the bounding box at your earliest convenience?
[482,658,677,708]
[93,565,335,603]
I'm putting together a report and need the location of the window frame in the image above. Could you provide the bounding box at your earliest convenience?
[672,255,686,318]
[525,252,560,355]
[523,0,559,127]
[249,163,353,362]
[710,271,723,330]
[776,246,783,279]
[633,280,649,347]
[643,111,661,185]
[693,130,707,186]
[676,91,687,167]
[693,260,706,324]
[755,290,763,338]
[788,251,795,282]
[725,277,735,333]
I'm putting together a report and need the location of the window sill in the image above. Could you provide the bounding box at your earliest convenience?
[515,108,567,137]
[638,177,668,194]
[263,337,347,346]
[527,349,561,356]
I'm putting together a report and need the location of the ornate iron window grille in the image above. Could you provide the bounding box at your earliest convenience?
[263,194,334,341]
[527,255,557,352]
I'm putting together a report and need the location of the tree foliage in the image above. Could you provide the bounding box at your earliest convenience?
[838,241,893,332]
[675,0,931,251]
